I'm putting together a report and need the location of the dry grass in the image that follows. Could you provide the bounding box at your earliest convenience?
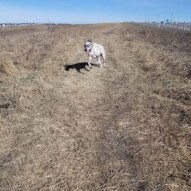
[0,23,191,191]
[0,53,18,76]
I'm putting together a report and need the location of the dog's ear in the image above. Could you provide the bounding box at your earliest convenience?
[87,40,92,43]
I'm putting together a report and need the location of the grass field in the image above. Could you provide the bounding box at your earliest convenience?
[0,23,191,191]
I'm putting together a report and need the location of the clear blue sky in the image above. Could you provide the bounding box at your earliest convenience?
[0,0,191,23]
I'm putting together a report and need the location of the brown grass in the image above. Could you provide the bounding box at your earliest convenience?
[0,23,191,191]
[0,53,18,75]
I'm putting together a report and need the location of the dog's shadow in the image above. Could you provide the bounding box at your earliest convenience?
[64,62,98,73]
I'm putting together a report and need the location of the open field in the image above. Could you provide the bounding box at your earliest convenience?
[0,23,191,191]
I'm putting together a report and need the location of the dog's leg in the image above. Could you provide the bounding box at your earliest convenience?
[103,57,105,66]
[88,56,92,68]
[98,56,102,68]
[101,52,106,66]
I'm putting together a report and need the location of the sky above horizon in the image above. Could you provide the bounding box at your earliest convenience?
[0,0,191,23]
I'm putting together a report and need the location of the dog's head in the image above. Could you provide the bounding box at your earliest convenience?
[84,40,93,53]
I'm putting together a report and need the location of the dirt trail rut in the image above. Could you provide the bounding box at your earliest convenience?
[51,27,143,190]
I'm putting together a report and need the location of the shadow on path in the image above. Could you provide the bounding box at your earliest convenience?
[64,62,99,73]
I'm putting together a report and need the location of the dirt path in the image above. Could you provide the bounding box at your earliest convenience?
[44,27,143,190]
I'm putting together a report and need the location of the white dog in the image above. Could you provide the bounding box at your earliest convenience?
[84,40,106,68]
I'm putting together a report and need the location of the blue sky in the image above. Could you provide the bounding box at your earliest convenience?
[0,0,191,23]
